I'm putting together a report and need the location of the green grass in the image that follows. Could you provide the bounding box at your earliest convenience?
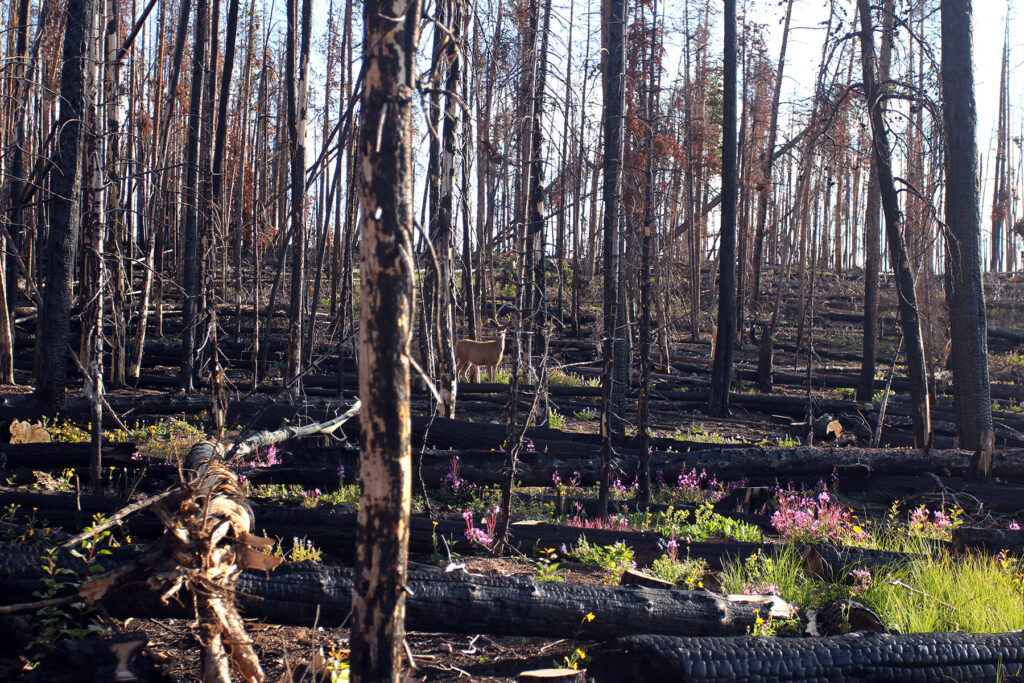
[863,552,1024,633]
[722,544,1024,633]
[548,369,599,388]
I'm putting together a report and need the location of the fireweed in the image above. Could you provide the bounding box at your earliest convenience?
[771,486,870,546]
[463,506,500,548]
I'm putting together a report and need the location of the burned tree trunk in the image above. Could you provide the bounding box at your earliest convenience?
[598,0,625,516]
[708,0,738,418]
[856,0,892,404]
[284,0,312,394]
[36,0,97,409]
[857,0,931,447]
[940,0,994,472]
[352,0,420,678]
[179,0,209,393]
[588,632,1024,682]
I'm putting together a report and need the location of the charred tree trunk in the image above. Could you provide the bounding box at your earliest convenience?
[749,0,792,315]
[941,0,993,471]
[588,632,1024,682]
[856,0,893,404]
[857,0,931,447]
[284,0,312,394]
[351,0,419,678]
[708,0,737,418]
[36,0,97,409]
[179,0,209,392]
[598,0,625,516]
[637,0,659,504]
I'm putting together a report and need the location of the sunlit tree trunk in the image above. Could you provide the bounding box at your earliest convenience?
[351,0,419,678]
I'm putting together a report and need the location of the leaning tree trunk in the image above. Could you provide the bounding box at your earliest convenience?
[708,0,738,418]
[856,0,892,404]
[857,0,931,447]
[940,0,994,473]
[351,0,419,679]
[36,0,97,409]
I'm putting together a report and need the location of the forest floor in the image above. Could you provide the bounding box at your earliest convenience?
[2,272,1024,681]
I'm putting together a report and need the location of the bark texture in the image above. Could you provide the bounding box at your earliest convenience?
[588,632,1024,682]
[36,0,96,408]
[352,0,420,678]
[940,0,993,462]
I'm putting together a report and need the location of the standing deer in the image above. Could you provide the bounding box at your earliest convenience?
[456,316,511,382]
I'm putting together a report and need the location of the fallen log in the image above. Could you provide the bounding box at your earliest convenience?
[281,441,1024,486]
[0,487,764,569]
[952,527,1024,556]
[586,631,1024,682]
[0,544,782,639]
[0,442,138,469]
[801,544,929,583]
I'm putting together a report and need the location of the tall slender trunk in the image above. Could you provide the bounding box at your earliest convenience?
[858,0,931,447]
[598,0,625,516]
[351,0,419,678]
[637,0,659,503]
[941,0,994,471]
[179,0,210,392]
[708,0,737,417]
[526,0,552,414]
[857,0,893,403]
[285,0,312,393]
[36,0,97,409]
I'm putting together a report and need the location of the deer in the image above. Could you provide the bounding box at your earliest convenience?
[456,315,511,383]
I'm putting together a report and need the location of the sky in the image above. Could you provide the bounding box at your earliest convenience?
[745,0,1022,265]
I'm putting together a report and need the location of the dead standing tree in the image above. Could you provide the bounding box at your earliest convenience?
[598,0,626,517]
[36,0,97,409]
[708,0,738,418]
[351,0,420,679]
[857,0,931,447]
[856,0,892,404]
[941,0,994,474]
[285,0,313,395]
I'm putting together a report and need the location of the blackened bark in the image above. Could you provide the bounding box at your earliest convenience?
[857,0,931,447]
[352,0,420,678]
[179,0,209,392]
[436,0,464,417]
[708,0,738,418]
[285,0,312,394]
[526,0,552,388]
[637,0,659,503]
[36,0,96,409]
[857,0,892,404]
[598,0,625,516]
[941,0,993,467]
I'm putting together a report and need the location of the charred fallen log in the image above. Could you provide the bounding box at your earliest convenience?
[952,527,1024,556]
[0,544,779,639]
[586,631,1024,682]
[801,544,929,583]
[278,442,1024,486]
[0,442,138,469]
